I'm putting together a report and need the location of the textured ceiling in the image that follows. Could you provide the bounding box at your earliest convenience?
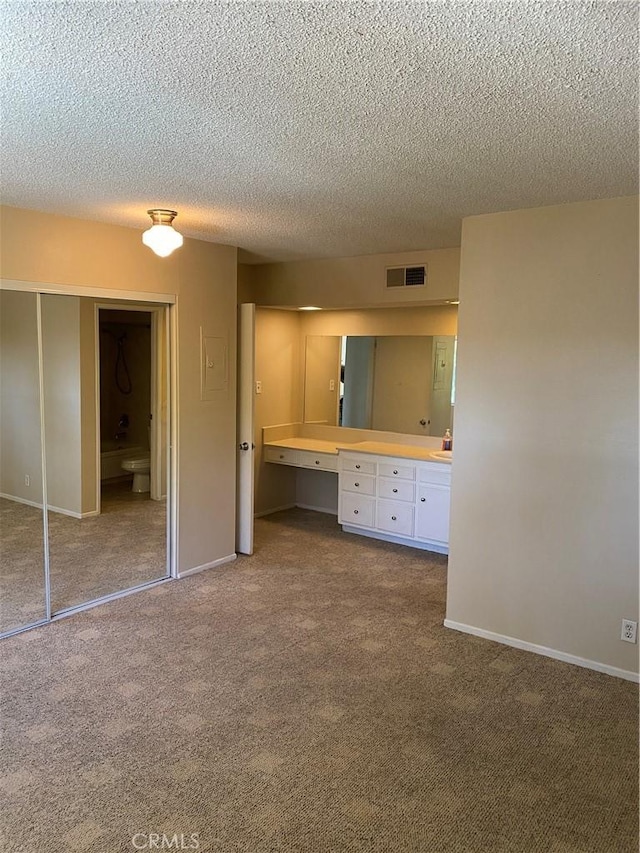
[1,1,638,263]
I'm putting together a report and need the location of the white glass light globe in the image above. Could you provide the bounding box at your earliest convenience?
[142,224,184,257]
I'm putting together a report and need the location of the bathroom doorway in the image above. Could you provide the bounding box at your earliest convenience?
[99,308,152,505]
[96,304,168,507]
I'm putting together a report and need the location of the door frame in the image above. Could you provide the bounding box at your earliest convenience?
[236,302,255,555]
[94,302,166,510]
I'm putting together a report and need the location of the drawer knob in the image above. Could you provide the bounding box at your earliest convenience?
[393,488,398,493]
[420,497,426,502]
[393,469,398,475]
[353,509,359,515]
[279,454,284,459]
[355,464,361,469]
[315,460,320,465]
[391,515,397,521]
[354,482,359,487]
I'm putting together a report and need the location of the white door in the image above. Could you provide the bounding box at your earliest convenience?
[370,336,433,434]
[236,303,255,554]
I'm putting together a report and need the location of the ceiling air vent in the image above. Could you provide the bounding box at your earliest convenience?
[385,265,427,289]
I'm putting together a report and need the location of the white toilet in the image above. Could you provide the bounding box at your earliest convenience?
[121,453,151,493]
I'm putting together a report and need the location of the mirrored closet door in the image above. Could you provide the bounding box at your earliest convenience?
[0,288,171,636]
[0,290,48,634]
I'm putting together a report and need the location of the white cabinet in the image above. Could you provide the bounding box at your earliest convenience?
[416,484,450,544]
[338,451,451,554]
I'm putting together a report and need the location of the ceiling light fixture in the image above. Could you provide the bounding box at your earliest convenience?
[299,306,322,311]
[142,209,183,257]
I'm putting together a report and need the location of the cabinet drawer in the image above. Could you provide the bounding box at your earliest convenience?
[340,493,375,528]
[418,465,451,486]
[265,447,300,466]
[378,461,415,481]
[377,478,415,502]
[376,501,414,536]
[341,456,376,476]
[298,450,338,472]
[340,473,376,496]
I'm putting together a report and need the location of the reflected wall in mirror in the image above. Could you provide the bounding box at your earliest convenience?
[0,290,47,633]
[304,335,456,437]
[41,295,169,614]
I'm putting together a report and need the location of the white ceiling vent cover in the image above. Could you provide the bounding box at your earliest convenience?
[385,265,427,289]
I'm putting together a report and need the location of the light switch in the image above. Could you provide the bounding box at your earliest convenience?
[255,380,262,394]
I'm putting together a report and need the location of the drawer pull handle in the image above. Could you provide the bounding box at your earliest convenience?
[315,460,320,465]
[420,497,426,502]
[393,469,398,475]
[392,488,398,493]
[355,464,361,469]
[354,482,359,487]
[391,515,397,521]
[353,509,359,515]
[279,454,284,459]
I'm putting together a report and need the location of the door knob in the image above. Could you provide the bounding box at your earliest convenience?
[238,442,251,451]
[419,419,427,426]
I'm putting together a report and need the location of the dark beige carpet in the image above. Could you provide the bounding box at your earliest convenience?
[0,508,637,853]
[0,482,167,633]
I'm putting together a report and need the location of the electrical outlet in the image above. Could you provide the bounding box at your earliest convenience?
[255,380,262,394]
[24,474,30,487]
[621,619,637,644]
[329,379,335,391]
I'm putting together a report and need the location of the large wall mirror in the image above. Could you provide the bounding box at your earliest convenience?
[0,288,171,637]
[304,335,456,437]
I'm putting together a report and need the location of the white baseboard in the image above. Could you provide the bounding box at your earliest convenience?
[47,504,82,519]
[254,503,296,518]
[178,553,237,578]
[0,493,97,519]
[0,492,42,509]
[443,619,639,683]
[342,524,448,554]
[295,502,337,516]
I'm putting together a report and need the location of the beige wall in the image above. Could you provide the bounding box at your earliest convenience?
[253,308,300,515]
[298,305,458,337]
[1,205,238,573]
[41,295,83,515]
[243,247,459,308]
[446,195,639,676]
[0,290,43,505]
[303,335,341,425]
[80,299,98,514]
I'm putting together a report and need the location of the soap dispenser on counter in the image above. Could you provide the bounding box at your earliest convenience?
[442,428,453,451]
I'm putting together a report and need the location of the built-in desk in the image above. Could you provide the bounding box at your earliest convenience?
[263,433,452,554]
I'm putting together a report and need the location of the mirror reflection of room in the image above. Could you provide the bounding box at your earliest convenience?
[41,295,169,614]
[304,334,456,437]
[0,290,47,634]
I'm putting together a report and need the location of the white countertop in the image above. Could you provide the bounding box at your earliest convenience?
[264,438,452,464]
[337,440,451,463]
[264,437,340,454]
